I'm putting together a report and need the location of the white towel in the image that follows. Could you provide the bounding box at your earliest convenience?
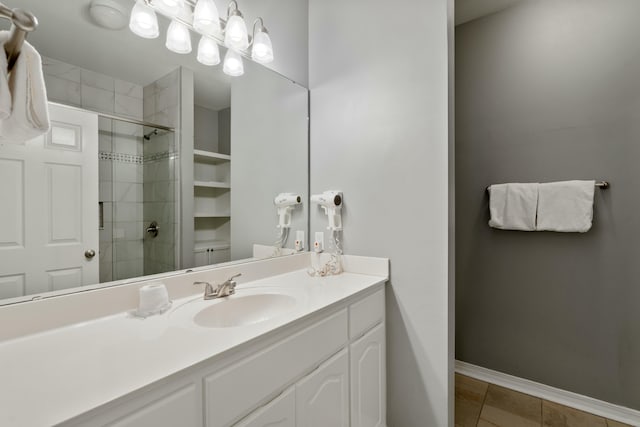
[536,180,595,233]
[0,33,11,119]
[488,183,539,231]
[0,32,50,142]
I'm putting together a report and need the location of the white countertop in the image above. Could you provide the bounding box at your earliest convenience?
[0,263,387,427]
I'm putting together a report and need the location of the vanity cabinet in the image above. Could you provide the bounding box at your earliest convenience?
[63,287,385,427]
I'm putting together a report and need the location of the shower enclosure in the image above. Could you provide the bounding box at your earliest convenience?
[98,116,179,282]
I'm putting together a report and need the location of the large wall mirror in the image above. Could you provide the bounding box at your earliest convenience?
[0,0,309,305]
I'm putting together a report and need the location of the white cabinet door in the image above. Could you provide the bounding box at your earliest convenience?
[235,387,295,427]
[350,323,386,427]
[295,348,349,427]
[0,103,99,298]
[194,249,209,267]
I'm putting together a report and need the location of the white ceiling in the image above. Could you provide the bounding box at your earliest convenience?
[456,0,525,26]
[15,0,231,110]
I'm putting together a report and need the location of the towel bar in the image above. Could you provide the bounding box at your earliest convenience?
[486,181,610,192]
[0,2,38,72]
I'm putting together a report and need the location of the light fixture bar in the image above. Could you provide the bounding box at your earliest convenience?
[149,0,258,62]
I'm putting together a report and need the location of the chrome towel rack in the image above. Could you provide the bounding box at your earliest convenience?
[486,181,610,192]
[0,2,38,72]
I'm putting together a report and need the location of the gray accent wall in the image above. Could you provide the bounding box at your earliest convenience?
[309,0,452,425]
[456,0,640,410]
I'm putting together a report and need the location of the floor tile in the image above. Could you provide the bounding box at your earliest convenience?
[606,419,633,427]
[455,374,489,427]
[542,400,607,427]
[479,384,542,427]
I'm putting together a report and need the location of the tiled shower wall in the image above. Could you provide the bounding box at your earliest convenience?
[143,70,181,275]
[42,57,145,282]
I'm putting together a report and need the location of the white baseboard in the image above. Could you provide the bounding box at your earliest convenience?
[455,360,640,426]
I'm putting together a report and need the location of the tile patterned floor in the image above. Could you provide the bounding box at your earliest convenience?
[455,374,633,427]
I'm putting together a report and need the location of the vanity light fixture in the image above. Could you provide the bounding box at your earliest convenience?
[250,18,273,64]
[129,0,159,38]
[193,0,220,35]
[166,19,192,53]
[223,1,249,50]
[223,48,244,76]
[128,0,274,76]
[197,35,220,65]
[154,0,184,16]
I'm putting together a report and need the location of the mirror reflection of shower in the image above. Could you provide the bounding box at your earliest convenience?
[144,129,159,140]
[99,118,178,283]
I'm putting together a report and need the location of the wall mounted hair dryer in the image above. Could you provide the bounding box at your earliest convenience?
[274,193,302,228]
[311,190,343,231]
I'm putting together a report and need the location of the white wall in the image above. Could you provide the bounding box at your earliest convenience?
[230,61,309,260]
[308,0,452,425]
[209,0,308,87]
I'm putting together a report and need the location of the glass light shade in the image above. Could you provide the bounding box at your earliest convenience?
[193,0,221,35]
[223,49,244,76]
[154,0,184,15]
[166,20,192,54]
[197,36,220,66]
[251,31,274,64]
[224,14,249,50]
[129,0,159,39]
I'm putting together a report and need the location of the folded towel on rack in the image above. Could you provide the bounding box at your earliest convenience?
[536,180,595,233]
[488,183,539,231]
[0,32,50,142]
[0,33,10,120]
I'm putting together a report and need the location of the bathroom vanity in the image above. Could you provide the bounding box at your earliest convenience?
[0,253,388,427]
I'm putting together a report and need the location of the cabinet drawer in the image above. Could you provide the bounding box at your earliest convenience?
[349,288,385,339]
[205,309,348,427]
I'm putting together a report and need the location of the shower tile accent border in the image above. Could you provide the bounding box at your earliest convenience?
[99,152,143,164]
[98,151,179,165]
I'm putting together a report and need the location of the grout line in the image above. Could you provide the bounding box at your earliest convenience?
[476,382,490,426]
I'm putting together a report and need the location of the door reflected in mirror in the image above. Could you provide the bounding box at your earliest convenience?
[0,0,309,305]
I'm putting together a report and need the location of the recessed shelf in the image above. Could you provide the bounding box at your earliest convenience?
[194,180,231,189]
[194,149,231,164]
[194,213,230,219]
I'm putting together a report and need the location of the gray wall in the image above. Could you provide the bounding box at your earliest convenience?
[309,0,452,425]
[194,105,219,152]
[218,108,231,156]
[456,0,640,409]
[230,61,309,260]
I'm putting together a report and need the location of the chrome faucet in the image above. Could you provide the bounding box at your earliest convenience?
[194,273,242,300]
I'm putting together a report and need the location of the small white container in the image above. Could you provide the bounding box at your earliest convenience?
[135,282,171,317]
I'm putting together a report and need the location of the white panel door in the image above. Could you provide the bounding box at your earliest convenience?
[296,349,349,427]
[235,387,295,427]
[0,103,99,298]
[350,323,386,427]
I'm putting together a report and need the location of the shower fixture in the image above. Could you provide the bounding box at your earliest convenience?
[144,129,159,140]
[129,0,274,77]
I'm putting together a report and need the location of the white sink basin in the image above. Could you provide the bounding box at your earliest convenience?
[171,288,301,329]
[193,293,297,328]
